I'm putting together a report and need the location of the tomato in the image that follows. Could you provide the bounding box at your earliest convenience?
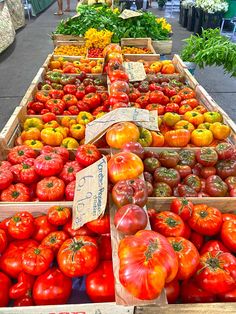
[154,167,180,188]
[170,198,193,221]
[191,129,214,147]
[16,159,39,185]
[215,142,234,160]
[98,235,112,261]
[222,213,236,222]
[63,219,95,237]
[178,104,192,115]
[14,295,34,307]
[0,161,11,171]
[200,166,216,179]
[114,204,147,235]
[33,215,57,242]
[22,246,53,276]
[178,87,195,100]
[158,150,180,168]
[121,141,144,159]
[112,178,147,208]
[108,152,144,184]
[205,175,228,197]
[57,236,99,277]
[34,153,63,177]
[109,70,129,83]
[59,161,83,184]
[178,149,196,167]
[47,206,71,226]
[86,214,110,235]
[138,127,152,147]
[106,122,140,149]
[40,146,68,164]
[118,230,178,300]
[168,237,199,280]
[210,122,231,140]
[175,165,192,179]
[149,90,165,104]
[49,90,64,100]
[184,174,202,192]
[180,98,199,109]
[7,145,36,165]
[143,157,160,173]
[110,81,130,94]
[33,267,72,305]
[216,159,236,179]
[8,212,34,240]
[0,272,11,306]
[152,182,172,197]
[0,229,7,254]
[164,129,191,147]
[195,250,236,294]
[188,204,222,236]
[150,211,185,237]
[36,176,65,201]
[221,220,236,253]
[164,279,179,304]
[75,144,101,167]
[218,288,236,302]
[177,184,198,197]
[181,279,216,303]
[165,103,179,113]
[0,239,38,278]
[151,131,165,147]
[196,147,218,167]
[189,231,204,250]
[83,93,101,109]
[200,240,229,255]
[0,183,30,202]
[0,169,13,190]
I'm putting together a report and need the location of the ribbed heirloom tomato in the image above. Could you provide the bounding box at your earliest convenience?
[164,129,191,147]
[47,206,71,226]
[41,231,68,253]
[8,212,34,240]
[118,230,178,300]
[221,219,236,253]
[36,176,65,201]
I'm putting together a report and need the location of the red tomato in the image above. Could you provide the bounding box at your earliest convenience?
[22,246,54,276]
[34,153,64,177]
[110,81,130,94]
[59,161,83,184]
[167,237,199,280]
[7,145,36,165]
[76,144,102,167]
[222,213,236,222]
[0,239,38,278]
[149,90,165,104]
[200,240,229,255]
[86,214,110,234]
[196,147,218,167]
[118,230,178,300]
[42,112,57,123]
[86,261,115,302]
[188,204,222,236]
[0,229,7,254]
[0,272,11,306]
[218,288,236,302]
[195,250,236,294]
[165,279,180,304]
[40,146,69,164]
[109,70,129,83]
[36,176,65,201]
[1,183,30,202]
[149,211,185,238]
[98,234,112,260]
[165,103,179,113]
[0,169,13,190]
[63,219,96,237]
[65,180,75,201]
[9,271,35,300]
[8,212,34,240]
[170,198,193,221]
[57,236,99,277]
[16,159,39,185]
[41,231,68,253]
[33,267,72,305]
[83,93,101,109]
[181,279,216,303]
[189,231,204,251]
[221,220,236,253]
[14,295,34,307]
[33,215,57,242]
[180,98,199,109]
[47,206,71,226]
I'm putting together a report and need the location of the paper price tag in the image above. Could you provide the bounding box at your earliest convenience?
[123,62,146,82]
[85,108,150,144]
[119,9,142,19]
[136,110,159,131]
[72,156,108,230]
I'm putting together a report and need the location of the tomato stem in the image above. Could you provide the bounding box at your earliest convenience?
[145,240,158,261]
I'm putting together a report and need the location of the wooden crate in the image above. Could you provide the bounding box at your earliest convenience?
[152,39,173,55]
[51,34,85,48]
[121,38,159,59]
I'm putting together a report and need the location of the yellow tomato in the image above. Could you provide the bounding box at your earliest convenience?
[44,120,60,129]
[91,66,102,74]
[96,112,106,119]
[23,140,44,149]
[77,112,94,125]
[41,128,64,146]
[209,122,231,140]
[56,126,69,138]
[50,60,61,70]
[21,128,41,141]
[61,116,76,128]
[24,118,43,131]
[69,124,85,140]
[61,137,79,149]
[190,129,213,147]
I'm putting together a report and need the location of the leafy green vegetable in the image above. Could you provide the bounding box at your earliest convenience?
[181,28,236,77]
[54,5,170,41]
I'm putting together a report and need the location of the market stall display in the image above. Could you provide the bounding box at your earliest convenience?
[0,22,236,313]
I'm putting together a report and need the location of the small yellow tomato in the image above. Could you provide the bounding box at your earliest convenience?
[23,139,44,149]
[69,124,85,140]
[24,118,43,131]
[41,128,64,146]
[61,137,79,149]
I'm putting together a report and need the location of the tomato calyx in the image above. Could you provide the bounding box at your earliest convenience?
[22,164,30,169]
[145,239,158,261]
[68,167,74,173]
[166,217,180,227]
[198,252,223,274]
[12,191,20,199]
[56,207,64,212]
[46,182,54,188]
[200,210,208,218]
[49,235,57,244]
[13,216,21,223]
[44,156,52,161]
[34,248,41,255]
[172,241,183,252]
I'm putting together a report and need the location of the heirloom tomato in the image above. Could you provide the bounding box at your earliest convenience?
[165,103,179,113]
[167,237,199,280]
[0,183,30,202]
[174,120,195,132]
[221,220,236,253]
[184,111,204,126]
[98,235,112,261]
[222,213,236,222]
[154,167,180,188]
[163,112,180,127]
[83,93,101,109]
[210,122,230,140]
[188,204,222,236]
[63,219,95,238]
[205,175,228,197]
[164,129,191,147]
[225,176,236,190]
[218,288,236,302]
[65,180,75,201]
[40,146,69,164]
[203,112,223,123]
[86,214,110,234]
[200,240,229,255]
[118,230,178,300]
[121,141,144,159]
[0,169,13,190]
[33,267,72,305]
[59,161,83,184]
[196,147,218,167]
[181,279,216,303]
[0,229,7,254]
[149,90,165,104]
[200,167,216,179]
[21,128,41,142]
[150,131,165,147]
[158,150,180,168]
[175,165,192,179]
[36,176,65,201]
[0,272,11,306]
[109,70,129,83]
[76,144,101,167]
[165,280,180,304]
[47,206,71,226]
[170,198,193,221]
[34,153,63,177]
[216,159,236,179]
[179,149,196,167]
[41,231,68,253]
[33,215,57,242]
[195,250,236,294]
[215,142,234,160]
[106,122,140,149]
[138,127,152,147]
[152,182,172,197]
[7,145,36,165]
[41,128,64,146]
[108,152,143,184]
[190,129,213,147]
[110,81,130,94]
[86,261,115,303]
[57,236,99,277]
[189,232,204,250]
[177,184,198,197]
[184,174,201,192]
[178,87,195,100]
[180,98,199,109]
[8,212,34,240]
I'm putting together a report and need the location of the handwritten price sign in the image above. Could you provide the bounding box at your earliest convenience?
[72,157,108,230]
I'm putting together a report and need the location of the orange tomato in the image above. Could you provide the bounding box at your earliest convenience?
[106,122,140,149]
[50,60,61,70]
[178,88,196,100]
[61,117,76,128]
[193,105,207,114]
[103,44,121,57]
[69,124,85,140]
[190,129,213,147]
[24,139,44,149]
[44,120,60,129]
[180,99,199,109]
[209,122,231,140]
[21,128,41,141]
[164,129,191,147]
[161,64,175,74]
[61,137,79,149]
[174,120,195,133]
[41,128,64,146]
[108,152,144,184]
[184,111,204,126]
[150,61,162,73]
[151,131,165,147]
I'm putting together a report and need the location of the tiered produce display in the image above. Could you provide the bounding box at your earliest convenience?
[0,27,235,312]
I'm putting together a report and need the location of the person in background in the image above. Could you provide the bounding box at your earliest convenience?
[54,0,71,15]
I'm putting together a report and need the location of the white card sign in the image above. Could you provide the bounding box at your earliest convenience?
[119,9,142,19]
[123,62,147,82]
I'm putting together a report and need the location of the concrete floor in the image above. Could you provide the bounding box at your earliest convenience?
[0,0,235,129]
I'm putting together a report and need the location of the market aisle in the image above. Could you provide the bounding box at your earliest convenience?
[0,1,235,130]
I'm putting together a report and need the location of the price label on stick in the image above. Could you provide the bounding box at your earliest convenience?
[119,9,142,19]
[123,62,146,82]
[72,156,108,230]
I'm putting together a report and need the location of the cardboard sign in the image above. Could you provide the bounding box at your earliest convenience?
[85,108,151,144]
[119,9,142,19]
[136,110,159,131]
[72,156,107,230]
[123,62,146,82]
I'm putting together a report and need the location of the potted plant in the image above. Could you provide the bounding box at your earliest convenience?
[180,0,194,27]
[181,0,196,31]
[196,0,229,29]
[180,28,236,76]
[157,0,167,9]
